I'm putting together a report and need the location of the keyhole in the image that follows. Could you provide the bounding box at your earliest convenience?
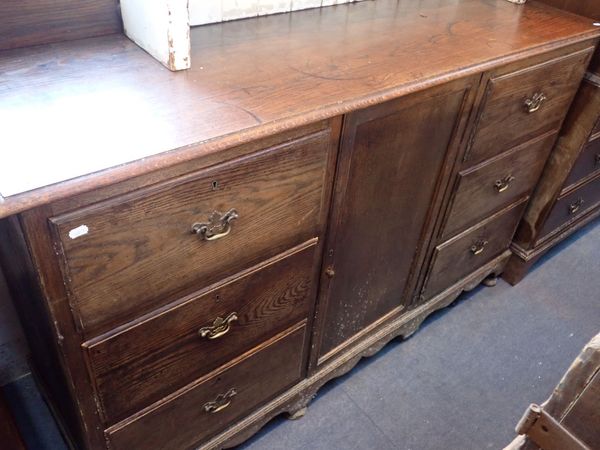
[212,180,219,190]
[215,294,221,302]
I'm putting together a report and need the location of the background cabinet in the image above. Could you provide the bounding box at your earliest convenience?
[504,0,600,284]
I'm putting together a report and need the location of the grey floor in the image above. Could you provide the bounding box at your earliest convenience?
[4,221,600,450]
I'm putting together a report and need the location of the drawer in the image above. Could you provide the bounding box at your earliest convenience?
[593,117,600,137]
[106,324,306,450]
[466,48,592,165]
[539,173,600,240]
[423,200,527,299]
[84,243,316,424]
[443,133,555,239]
[50,130,332,336]
[564,137,600,189]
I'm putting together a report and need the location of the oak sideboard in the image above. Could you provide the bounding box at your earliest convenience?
[0,1,598,449]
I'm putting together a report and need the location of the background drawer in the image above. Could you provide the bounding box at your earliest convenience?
[424,201,527,299]
[593,117,600,136]
[466,48,592,165]
[106,324,306,450]
[85,243,316,424]
[564,137,600,189]
[50,130,331,337]
[443,133,555,239]
[540,173,600,240]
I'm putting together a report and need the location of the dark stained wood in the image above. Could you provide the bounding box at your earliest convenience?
[465,47,594,165]
[0,389,25,450]
[315,77,475,362]
[502,1,600,284]
[6,116,340,449]
[0,215,93,449]
[16,208,112,449]
[85,242,317,424]
[506,74,600,284]
[1,0,599,218]
[512,78,600,247]
[564,131,600,188]
[0,0,121,51]
[48,121,332,217]
[538,172,600,239]
[1,3,597,449]
[423,200,527,299]
[442,133,556,239]
[535,0,600,21]
[106,324,306,450]
[50,130,332,337]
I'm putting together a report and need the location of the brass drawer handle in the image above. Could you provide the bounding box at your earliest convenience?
[494,175,515,193]
[203,388,237,414]
[524,92,547,113]
[470,239,488,256]
[192,209,239,241]
[198,312,238,339]
[569,198,584,215]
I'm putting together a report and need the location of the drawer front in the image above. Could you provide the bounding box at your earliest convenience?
[443,133,555,239]
[423,201,527,299]
[564,137,600,189]
[466,49,592,165]
[106,324,306,450]
[85,243,316,424]
[50,130,331,336]
[540,174,600,240]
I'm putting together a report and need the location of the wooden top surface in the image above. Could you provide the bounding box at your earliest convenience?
[0,0,598,218]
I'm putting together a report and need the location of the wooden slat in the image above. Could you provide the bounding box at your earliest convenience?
[516,404,590,450]
[562,372,600,447]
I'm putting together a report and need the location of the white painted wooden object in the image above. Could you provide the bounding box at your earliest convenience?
[121,0,364,70]
[121,0,191,71]
[189,0,361,26]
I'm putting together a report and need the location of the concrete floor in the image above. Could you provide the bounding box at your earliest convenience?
[4,220,599,450]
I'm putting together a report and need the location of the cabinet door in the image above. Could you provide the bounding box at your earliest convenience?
[314,78,475,364]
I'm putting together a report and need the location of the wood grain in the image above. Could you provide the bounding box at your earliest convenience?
[512,78,600,248]
[0,0,598,217]
[442,132,556,238]
[315,78,474,361]
[85,243,317,424]
[423,200,527,299]
[50,130,331,337]
[0,0,121,51]
[106,324,306,450]
[465,47,594,165]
